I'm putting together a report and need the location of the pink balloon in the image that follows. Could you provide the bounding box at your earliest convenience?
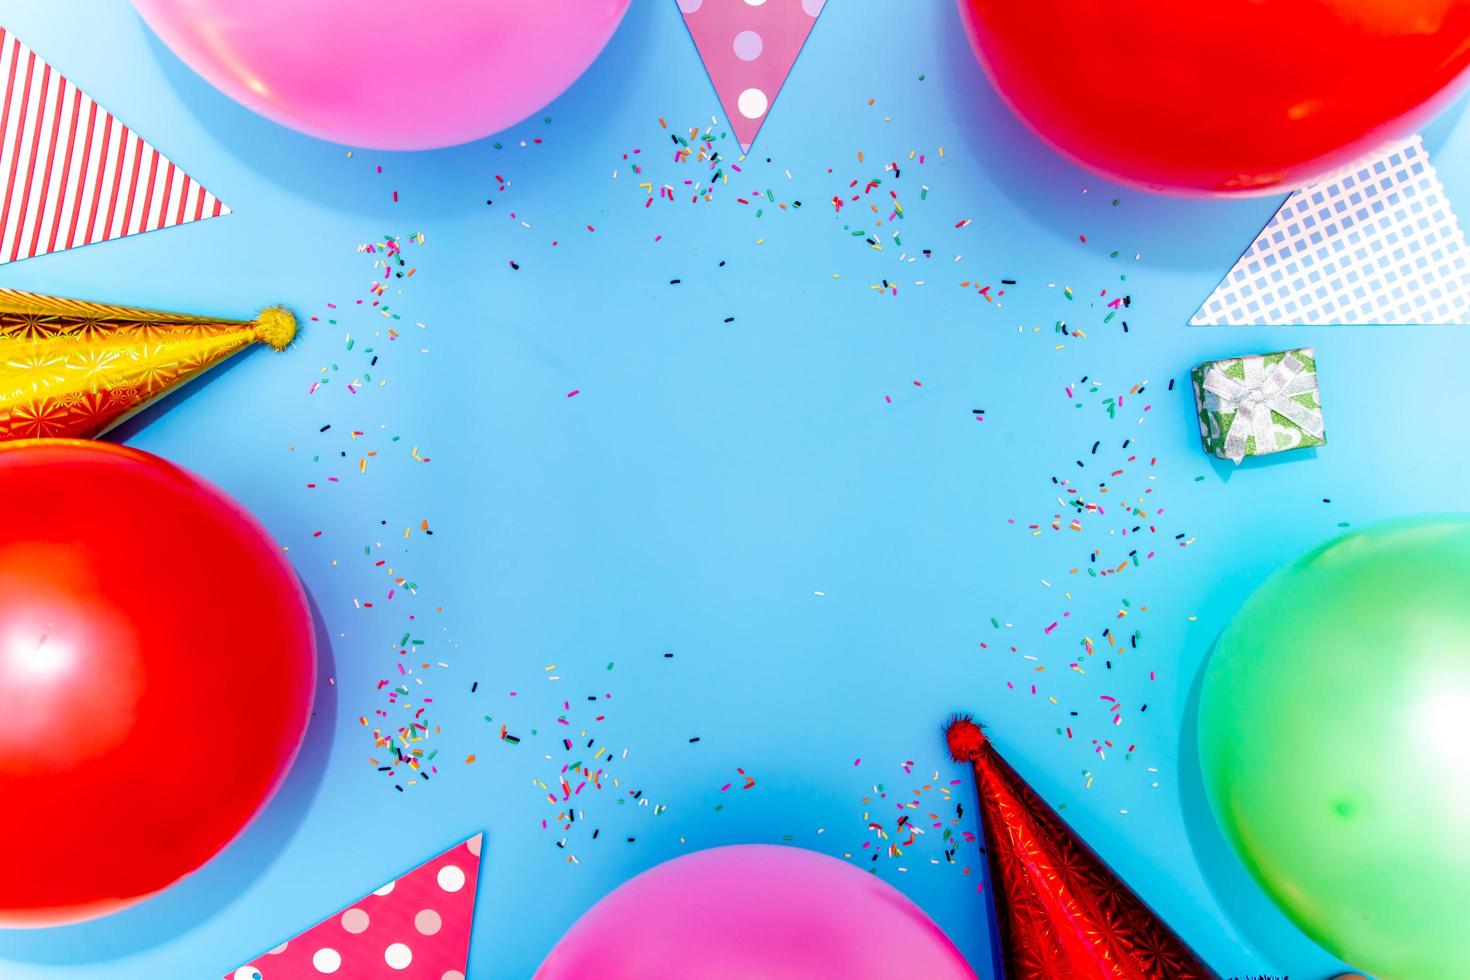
[537,845,977,980]
[129,0,631,149]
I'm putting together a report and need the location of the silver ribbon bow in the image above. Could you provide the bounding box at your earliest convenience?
[1201,350,1323,462]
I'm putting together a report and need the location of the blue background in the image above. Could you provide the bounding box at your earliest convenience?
[2,1,1467,977]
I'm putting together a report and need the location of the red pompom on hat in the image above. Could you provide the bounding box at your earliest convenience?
[945,715,989,763]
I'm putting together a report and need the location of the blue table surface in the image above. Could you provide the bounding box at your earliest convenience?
[3,2,1467,977]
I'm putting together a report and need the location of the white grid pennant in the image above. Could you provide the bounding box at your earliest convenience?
[1191,134,1470,325]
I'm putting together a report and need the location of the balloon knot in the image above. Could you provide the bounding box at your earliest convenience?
[945,714,988,762]
[255,306,297,351]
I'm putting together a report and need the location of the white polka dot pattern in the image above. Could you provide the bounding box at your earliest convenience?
[416,908,443,935]
[732,30,763,61]
[384,942,413,970]
[677,0,827,151]
[737,88,769,119]
[436,865,465,893]
[311,948,341,974]
[340,908,370,934]
[223,834,483,979]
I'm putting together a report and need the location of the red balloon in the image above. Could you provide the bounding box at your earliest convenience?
[957,0,1470,195]
[0,440,314,926]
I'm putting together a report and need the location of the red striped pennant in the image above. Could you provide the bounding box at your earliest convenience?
[0,26,228,267]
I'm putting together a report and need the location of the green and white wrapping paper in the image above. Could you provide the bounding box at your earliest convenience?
[1191,348,1324,462]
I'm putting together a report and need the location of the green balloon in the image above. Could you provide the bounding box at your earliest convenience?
[1199,518,1470,980]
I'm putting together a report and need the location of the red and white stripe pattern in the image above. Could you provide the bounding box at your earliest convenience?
[0,26,228,266]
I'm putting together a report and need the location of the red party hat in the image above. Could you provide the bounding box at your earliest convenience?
[946,717,1216,980]
[226,835,483,980]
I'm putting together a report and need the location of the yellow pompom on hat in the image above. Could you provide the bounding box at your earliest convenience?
[253,305,298,351]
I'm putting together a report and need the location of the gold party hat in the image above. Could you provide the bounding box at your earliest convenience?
[0,288,296,441]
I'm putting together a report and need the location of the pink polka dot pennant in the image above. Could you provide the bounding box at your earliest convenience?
[226,834,483,979]
[677,0,827,152]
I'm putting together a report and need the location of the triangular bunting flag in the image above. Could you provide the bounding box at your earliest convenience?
[0,288,296,441]
[0,26,229,267]
[676,0,825,152]
[1192,134,1470,325]
[227,835,482,980]
[946,718,1214,980]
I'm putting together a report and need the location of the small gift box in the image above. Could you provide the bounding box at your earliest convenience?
[1191,348,1324,462]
